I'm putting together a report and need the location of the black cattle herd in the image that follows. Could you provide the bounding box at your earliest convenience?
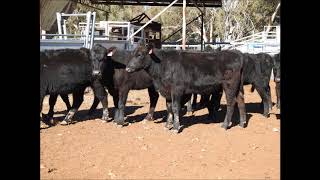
[40,42,280,133]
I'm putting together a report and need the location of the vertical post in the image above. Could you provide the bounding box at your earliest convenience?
[201,12,204,51]
[106,22,109,40]
[90,12,96,49]
[62,19,67,40]
[276,26,280,44]
[56,12,62,39]
[84,11,92,48]
[127,22,131,50]
[41,30,46,40]
[182,0,186,50]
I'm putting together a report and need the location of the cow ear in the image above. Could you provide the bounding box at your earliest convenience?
[107,47,117,56]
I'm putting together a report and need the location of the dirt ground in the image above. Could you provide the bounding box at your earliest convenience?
[40,81,280,179]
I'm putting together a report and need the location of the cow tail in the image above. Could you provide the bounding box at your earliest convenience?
[239,55,245,91]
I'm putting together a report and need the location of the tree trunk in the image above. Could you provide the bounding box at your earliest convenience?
[266,2,280,33]
[209,19,213,42]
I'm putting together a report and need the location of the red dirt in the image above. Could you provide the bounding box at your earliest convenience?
[40,81,280,179]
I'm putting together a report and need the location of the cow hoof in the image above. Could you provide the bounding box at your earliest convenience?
[60,120,70,126]
[171,129,179,134]
[221,122,231,130]
[164,123,173,130]
[115,121,129,127]
[263,114,270,118]
[163,126,170,131]
[144,114,154,121]
[40,121,49,129]
[102,116,112,122]
[239,122,247,128]
[49,118,58,126]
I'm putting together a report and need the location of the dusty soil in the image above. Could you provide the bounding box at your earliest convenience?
[40,81,280,179]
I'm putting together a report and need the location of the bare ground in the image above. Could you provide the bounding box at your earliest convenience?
[40,81,280,179]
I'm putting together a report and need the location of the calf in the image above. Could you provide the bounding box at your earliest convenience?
[210,52,274,117]
[242,52,274,117]
[126,43,246,132]
[40,44,111,126]
[87,49,159,126]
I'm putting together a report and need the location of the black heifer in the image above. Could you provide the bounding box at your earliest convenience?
[192,51,274,117]
[242,52,274,117]
[40,44,111,126]
[126,44,246,132]
[87,48,160,126]
[209,51,274,117]
[273,53,280,109]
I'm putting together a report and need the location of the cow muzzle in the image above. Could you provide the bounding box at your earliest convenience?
[125,67,134,73]
[274,77,280,83]
[92,70,101,77]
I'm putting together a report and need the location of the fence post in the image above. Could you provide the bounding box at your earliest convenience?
[56,12,62,39]
[62,19,67,40]
[41,30,46,40]
[89,12,96,49]
[276,26,280,44]
[84,11,92,48]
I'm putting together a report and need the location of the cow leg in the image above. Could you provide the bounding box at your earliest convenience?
[91,80,110,122]
[207,96,216,121]
[40,92,49,128]
[199,94,210,108]
[186,99,193,114]
[114,87,129,126]
[236,87,247,128]
[43,94,58,125]
[104,87,119,121]
[88,96,100,116]
[40,95,44,116]
[108,88,119,121]
[145,86,159,121]
[266,85,272,112]
[60,88,85,125]
[221,83,237,130]
[171,93,182,133]
[275,82,280,109]
[60,94,72,111]
[192,93,197,109]
[255,85,270,117]
[164,100,174,130]
[214,85,223,111]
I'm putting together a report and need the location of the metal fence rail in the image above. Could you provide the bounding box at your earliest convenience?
[40,11,96,50]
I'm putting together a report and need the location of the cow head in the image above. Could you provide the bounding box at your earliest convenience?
[273,53,280,83]
[90,44,116,78]
[125,41,153,73]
